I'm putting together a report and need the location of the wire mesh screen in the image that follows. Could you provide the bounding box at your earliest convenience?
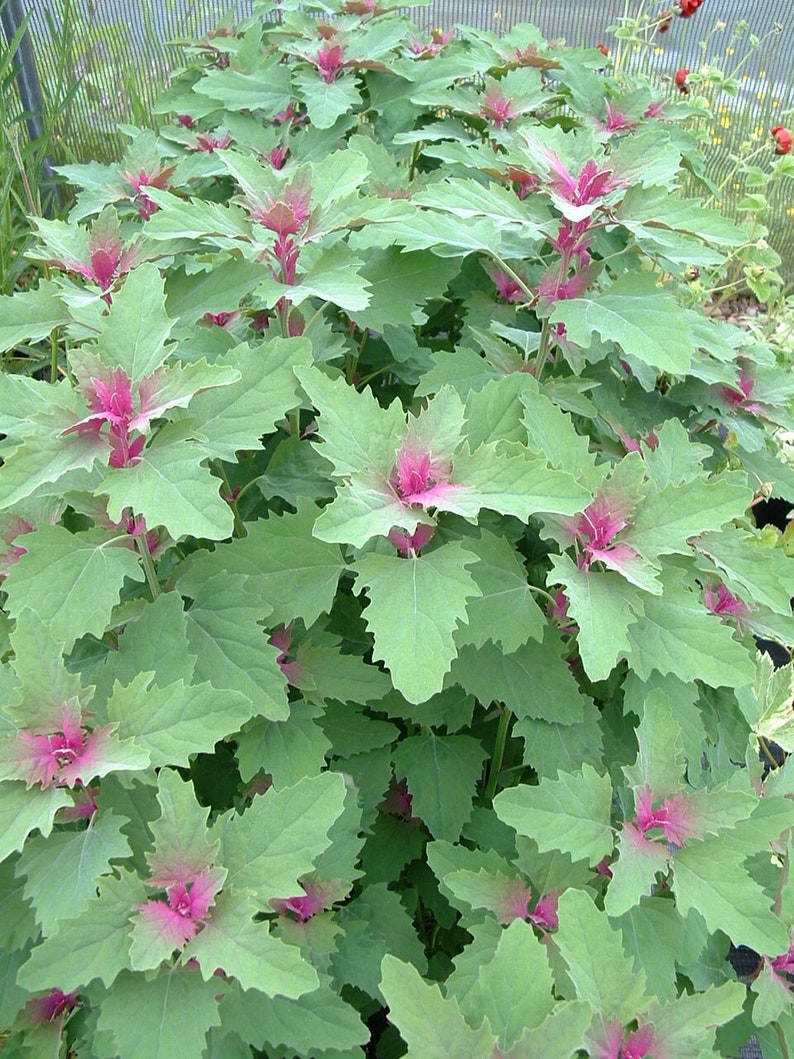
[5,0,794,277]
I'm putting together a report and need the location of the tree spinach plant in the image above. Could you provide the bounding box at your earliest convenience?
[1,1,794,1056]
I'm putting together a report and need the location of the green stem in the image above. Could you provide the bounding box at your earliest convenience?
[408,141,421,182]
[773,847,789,918]
[214,462,247,539]
[356,364,393,387]
[533,318,551,381]
[485,705,512,801]
[303,300,331,336]
[136,536,161,600]
[50,328,59,384]
[346,327,370,385]
[776,1022,790,1059]
[758,735,780,771]
[234,473,270,507]
[277,297,292,338]
[528,584,558,608]
[488,252,535,306]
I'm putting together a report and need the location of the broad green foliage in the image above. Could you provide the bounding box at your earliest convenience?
[1,0,793,1056]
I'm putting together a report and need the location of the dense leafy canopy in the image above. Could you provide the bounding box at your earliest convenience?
[1,0,793,1056]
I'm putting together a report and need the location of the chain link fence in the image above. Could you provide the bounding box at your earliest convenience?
[2,0,793,280]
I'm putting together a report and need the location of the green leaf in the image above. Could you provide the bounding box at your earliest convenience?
[0,858,36,949]
[177,500,346,628]
[618,185,746,246]
[312,474,425,549]
[462,372,534,450]
[379,955,495,1059]
[18,871,145,992]
[438,865,525,923]
[3,526,145,649]
[90,590,197,706]
[695,526,794,617]
[604,824,671,918]
[255,433,336,506]
[449,629,586,725]
[648,983,747,1053]
[354,543,482,704]
[519,384,604,490]
[493,764,613,865]
[415,176,546,234]
[552,273,694,375]
[0,782,71,862]
[145,768,218,885]
[616,897,687,1004]
[629,473,751,559]
[293,70,363,129]
[623,688,685,798]
[187,339,314,460]
[194,61,292,112]
[266,243,371,312]
[318,702,398,760]
[352,248,459,331]
[91,263,175,382]
[456,532,546,653]
[219,772,347,902]
[103,439,234,540]
[0,947,28,1028]
[515,705,605,779]
[294,366,404,478]
[392,733,487,841]
[548,553,642,681]
[97,968,222,1059]
[461,920,555,1049]
[143,190,250,242]
[331,883,428,1001]
[0,282,70,350]
[641,419,714,488]
[184,573,287,721]
[0,427,105,510]
[237,702,331,787]
[185,891,319,998]
[625,567,756,687]
[554,888,649,1021]
[738,655,794,752]
[504,1001,594,1059]
[106,672,255,767]
[0,372,57,438]
[449,442,591,520]
[16,812,130,934]
[217,978,368,1055]
[751,963,794,1027]
[165,259,265,320]
[673,836,789,955]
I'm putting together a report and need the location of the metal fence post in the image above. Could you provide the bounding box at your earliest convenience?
[1,0,60,210]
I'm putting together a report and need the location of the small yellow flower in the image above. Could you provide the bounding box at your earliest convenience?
[654,46,664,55]
[633,44,641,53]
[757,90,767,101]
[788,207,794,217]
[759,69,767,78]
[720,117,730,127]
[727,47,734,55]
[733,181,742,190]
[712,136,723,145]
[772,99,780,107]
[715,200,723,208]
[718,104,728,113]
[742,74,750,83]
